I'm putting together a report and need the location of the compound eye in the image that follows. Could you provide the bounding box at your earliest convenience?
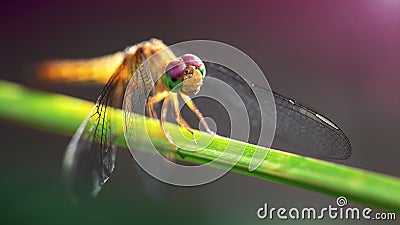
[181,54,203,68]
[166,60,185,78]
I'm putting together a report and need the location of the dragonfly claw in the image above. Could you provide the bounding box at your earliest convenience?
[206,129,215,135]
[192,134,198,145]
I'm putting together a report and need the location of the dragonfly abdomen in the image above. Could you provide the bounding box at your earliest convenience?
[37,52,125,83]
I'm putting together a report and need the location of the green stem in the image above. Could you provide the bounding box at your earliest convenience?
[0,79,399,211]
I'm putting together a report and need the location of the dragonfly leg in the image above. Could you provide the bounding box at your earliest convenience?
[169,94,198,144]
[161,96,185,159]
[180,93,213,134]
[146,103,157,119]
[146,91,169,119]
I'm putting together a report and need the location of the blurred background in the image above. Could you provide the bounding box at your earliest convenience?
[0,0,399,224]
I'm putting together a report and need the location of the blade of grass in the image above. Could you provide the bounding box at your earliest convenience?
[0,79,399,211]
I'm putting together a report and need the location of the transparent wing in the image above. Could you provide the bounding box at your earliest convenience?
[273,92,351,159]
[62,62,128,199]
[204,62,351,159]
[123,52,180,202]
[123,52,156,140]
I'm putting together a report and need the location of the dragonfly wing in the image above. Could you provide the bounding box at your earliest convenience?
[204,62,351,159]
[62,68,127,199]
[123,53,176,201]
[273,92,351,159]
[123,52,156,141]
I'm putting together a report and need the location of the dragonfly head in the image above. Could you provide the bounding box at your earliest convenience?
[163,54,206,96]
[181,65,204,96]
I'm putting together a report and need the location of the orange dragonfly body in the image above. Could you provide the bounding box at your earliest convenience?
[39,38,210,139]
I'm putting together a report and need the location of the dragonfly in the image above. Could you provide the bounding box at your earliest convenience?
[38,38,351,198]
